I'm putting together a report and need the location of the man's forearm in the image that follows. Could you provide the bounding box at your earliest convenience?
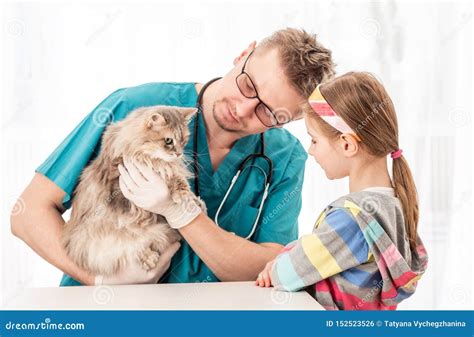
[11,203,95,286]
[178,213,282,281]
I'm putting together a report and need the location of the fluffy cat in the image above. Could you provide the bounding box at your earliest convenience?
[62,105,203,277]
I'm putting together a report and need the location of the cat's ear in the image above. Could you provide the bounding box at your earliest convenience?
[147,113,166,128]
[180,108,198,123]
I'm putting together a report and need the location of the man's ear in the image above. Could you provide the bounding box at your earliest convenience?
[233,41,257,66]
[339,134,360,158]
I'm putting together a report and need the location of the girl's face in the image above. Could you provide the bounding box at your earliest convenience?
[304,116,350,180]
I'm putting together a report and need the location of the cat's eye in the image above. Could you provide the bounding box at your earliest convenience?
[164,138,174,145]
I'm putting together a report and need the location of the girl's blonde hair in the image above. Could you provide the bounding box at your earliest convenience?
[307,72,419,249]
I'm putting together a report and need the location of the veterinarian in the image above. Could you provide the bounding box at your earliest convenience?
[11,28,335,285]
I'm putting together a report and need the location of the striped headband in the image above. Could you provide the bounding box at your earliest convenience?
[308,84,361,141]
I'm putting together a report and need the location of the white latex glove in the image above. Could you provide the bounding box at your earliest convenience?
[95,242,181,285]
[118,158,201,229]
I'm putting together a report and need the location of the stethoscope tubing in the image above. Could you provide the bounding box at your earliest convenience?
[192,78,273,239]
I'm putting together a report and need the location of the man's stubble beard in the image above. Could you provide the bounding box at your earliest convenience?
[212,101,244,133]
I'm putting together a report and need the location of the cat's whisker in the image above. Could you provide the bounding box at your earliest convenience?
[183,151,208,158]
[182,158,206,173]
[182,154,207,168]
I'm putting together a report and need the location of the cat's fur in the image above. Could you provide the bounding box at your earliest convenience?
[62,105,203,277]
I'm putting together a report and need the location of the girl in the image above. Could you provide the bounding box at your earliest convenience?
[255,72,428,310]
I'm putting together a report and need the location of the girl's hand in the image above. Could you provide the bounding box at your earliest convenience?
[255,259,275,287]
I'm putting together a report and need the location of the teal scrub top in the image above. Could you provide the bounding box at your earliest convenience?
[35,82,307,286]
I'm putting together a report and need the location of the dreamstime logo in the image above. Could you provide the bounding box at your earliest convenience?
[6,196,26,216]
[352,278,384,310]
[86,9,122,46]
[448,107,470,128]
[274,107,292,125]
[270,288,292,305]
[4,317,85,331]
[92,107,114,127]
[182,17,203,39]
[359,18,381,39]
[449,189,472,212]
[183,276,212,302]
[355,97,391,133]
[360,195,381,215]
[92,190,121,216]
[262,186,300,225]
[441,10,472,43]
[5,18,25,37]
[92,285,114,305]
[449,283,469,305]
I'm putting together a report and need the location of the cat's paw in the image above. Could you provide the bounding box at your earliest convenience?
[170,190,206,215]
[138,248,160,271]
[170,189,189,204]
[194,196,207,214]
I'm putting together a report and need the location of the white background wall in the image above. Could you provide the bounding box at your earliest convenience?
[1,0,472,310]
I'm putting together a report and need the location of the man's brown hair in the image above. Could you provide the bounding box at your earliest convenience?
[259,28,336,98]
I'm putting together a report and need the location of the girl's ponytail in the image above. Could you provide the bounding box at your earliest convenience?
[314,72,420,251]
[392,152,419,250]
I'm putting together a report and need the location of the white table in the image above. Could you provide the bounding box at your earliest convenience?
[5,281,324,310]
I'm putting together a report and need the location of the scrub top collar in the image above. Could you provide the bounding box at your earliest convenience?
[190,104,262,194]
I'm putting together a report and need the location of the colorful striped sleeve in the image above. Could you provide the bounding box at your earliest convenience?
[270,207,370,291]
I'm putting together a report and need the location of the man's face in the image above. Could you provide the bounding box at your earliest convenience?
[210,47,304,136]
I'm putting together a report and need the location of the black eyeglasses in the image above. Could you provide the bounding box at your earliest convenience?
[235,50,292,127]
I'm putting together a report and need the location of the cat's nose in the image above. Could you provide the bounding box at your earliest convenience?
[175,152,183,158]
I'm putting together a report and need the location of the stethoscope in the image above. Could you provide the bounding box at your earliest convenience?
[192,77,273,239]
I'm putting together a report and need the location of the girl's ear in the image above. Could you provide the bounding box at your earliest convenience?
[339,134,360,158]
[233,41,257,66]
